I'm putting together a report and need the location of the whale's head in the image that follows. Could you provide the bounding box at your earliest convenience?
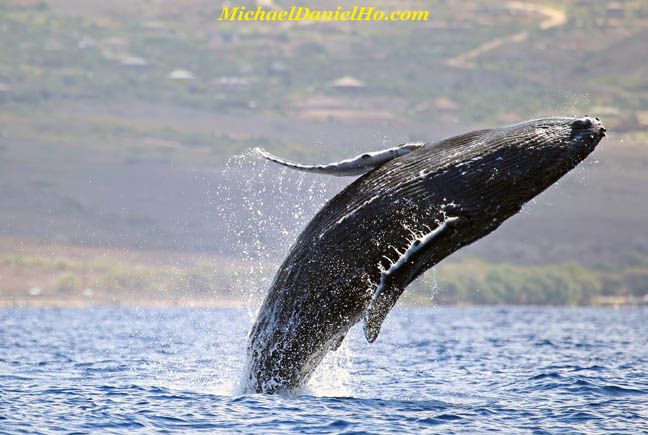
[490,116,606,190]
[570,116,606,140]
[506,115,605,161]
[443,116,607,220]
[564,116,606,160]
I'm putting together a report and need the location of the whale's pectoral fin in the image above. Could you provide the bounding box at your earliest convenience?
[255,143,425,177]
[363,282,404,343]
[363,216,461,343]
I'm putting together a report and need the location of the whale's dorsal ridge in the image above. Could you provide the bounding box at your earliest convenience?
[255,142,425,177]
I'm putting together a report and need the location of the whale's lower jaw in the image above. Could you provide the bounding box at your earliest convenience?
[242,117,605,394]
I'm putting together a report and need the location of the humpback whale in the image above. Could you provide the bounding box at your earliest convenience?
[242,117,606,394]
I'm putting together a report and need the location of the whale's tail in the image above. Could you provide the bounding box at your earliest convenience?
[254,143,425,177]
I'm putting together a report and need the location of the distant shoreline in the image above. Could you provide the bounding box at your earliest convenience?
[0,296,246,309]
[2,237,647,309]
[2,295,645,309]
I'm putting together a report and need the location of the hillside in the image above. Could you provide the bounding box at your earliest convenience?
[0,0,646,304]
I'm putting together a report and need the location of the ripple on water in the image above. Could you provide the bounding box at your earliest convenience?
[0,307,646,433]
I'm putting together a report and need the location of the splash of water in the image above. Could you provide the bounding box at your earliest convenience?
[302,340,354,397]
[212,148,353,396]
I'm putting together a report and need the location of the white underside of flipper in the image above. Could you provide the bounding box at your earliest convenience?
[255,143,425,177]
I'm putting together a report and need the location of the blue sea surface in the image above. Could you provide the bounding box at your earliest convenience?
[0,306,646,433]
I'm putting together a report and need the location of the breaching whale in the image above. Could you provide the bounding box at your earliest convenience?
[242,117,606,394]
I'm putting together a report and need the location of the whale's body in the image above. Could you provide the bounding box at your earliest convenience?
[243,117,606,394]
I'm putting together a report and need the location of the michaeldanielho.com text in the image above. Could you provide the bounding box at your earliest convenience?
[218,6,430,22]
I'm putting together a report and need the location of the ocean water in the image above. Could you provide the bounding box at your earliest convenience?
[0,306,646,434]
